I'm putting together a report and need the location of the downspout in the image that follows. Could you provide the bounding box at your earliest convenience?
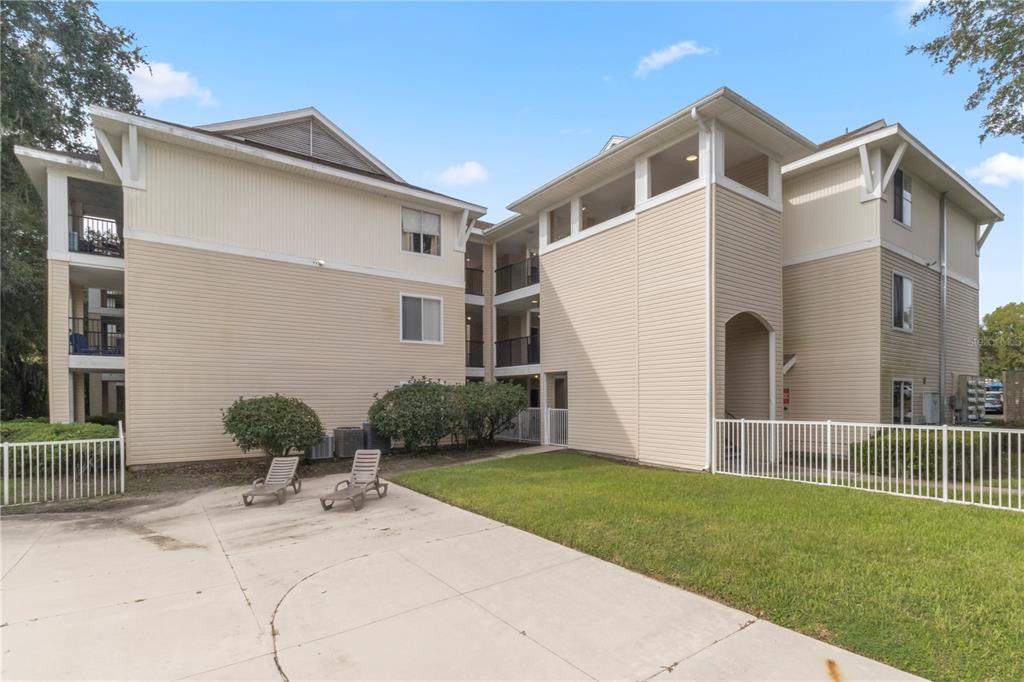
[939,192,948,424]
[692,106,715,471]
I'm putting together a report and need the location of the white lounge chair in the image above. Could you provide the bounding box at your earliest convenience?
[319,449,388,511]
[242,456,301,506]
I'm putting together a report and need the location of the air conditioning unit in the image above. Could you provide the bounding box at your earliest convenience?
[305,434,335,461]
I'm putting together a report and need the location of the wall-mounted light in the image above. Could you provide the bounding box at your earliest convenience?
[314,259,326,267]
[686,154,698,162]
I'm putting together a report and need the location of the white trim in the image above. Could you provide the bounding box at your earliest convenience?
[783,354,797,375]
[782,238,979,290]
[701,122,715,471]
[48,251,126,271]
[539,211,635,256]
[635,178,703,214]
[465,293,485,306]
[13,146,104,174]
[716,175,782,211]
[196,106,405,183]
[465,367,485,378]
[976,222,995,255]
[768,330,777,419]
[399,292,444,345]
[494,282,540,307]
[69,355,125,371]
[123,229,464,289]
[880,142,908,196]
[89,107,485,216]
[494,363,541,378]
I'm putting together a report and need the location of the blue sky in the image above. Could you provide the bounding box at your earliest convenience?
[101,1,1022,317]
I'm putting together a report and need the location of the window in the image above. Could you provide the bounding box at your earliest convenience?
[892,273,913,331]
[401,295,442,343]
[892,379,913,424]
[893,169,912,226]
[402,208,441,256]
[547,203,571,243]
[580,173,635,229]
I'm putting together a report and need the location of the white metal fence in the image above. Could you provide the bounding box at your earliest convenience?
[547,408,568,446]
[497,408,542,443]
[714,419,1023,512]
[2,422,125,506]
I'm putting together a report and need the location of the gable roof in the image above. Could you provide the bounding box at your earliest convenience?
[197,107,404,182]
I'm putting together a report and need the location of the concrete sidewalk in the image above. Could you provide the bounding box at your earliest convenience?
[1,474,918,681]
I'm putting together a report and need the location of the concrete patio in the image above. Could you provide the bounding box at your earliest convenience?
[1,472,918,681]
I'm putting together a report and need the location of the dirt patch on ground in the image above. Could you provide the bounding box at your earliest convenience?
[2,443,525,516]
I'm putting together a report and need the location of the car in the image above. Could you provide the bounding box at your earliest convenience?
[985,391,1004,414]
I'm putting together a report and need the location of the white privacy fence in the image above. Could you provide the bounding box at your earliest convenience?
[714,419,1022,512]
[716,419,1019,509]
[497,408,542,443]
[547,408,568,446]
[2,423,125,506]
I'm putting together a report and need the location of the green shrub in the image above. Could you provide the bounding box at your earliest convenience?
[222,394,323,457]
[848,429,1018,480]
[368,378,459,451]
[457,381,528,443]
[1,419,117,443]
[86,412,124,427]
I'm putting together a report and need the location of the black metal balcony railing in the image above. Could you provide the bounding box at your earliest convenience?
[465,267,484,296]
[69,215,123,258]
[495,256,539,296]
[68,317,124,356]
[495,334,539,367]
[466,340,484,368]
[102,290,124,309]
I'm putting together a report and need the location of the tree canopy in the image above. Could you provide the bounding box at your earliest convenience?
[908,0,1024,140]
[979,302,1024,378]
[1,1,145,418]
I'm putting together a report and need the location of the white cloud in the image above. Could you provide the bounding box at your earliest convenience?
[131,62,216,106]
[437,161,488,185]
[895,0,928,21]
[968,152,1024,187]
[634,40,712,79]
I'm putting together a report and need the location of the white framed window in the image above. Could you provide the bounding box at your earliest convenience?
[400,294,443,343]
[402,207,441,256]
[892,379,913,425]
[892,272,913,331]
[893,169,912,227]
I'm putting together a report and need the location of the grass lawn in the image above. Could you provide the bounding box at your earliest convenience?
[394,452,1024,682]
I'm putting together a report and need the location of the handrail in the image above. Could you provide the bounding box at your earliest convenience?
[495,255,539,295]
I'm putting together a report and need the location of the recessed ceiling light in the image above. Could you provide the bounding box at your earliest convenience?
[531,300,538,304]
[533,374,540,379]
[466,316,472,320]
[686,154,698,162]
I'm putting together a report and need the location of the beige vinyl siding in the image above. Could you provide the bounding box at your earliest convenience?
[946,200,980,283]
[724,314,770,418]
[48,260,71,422]
[782,248,881,422]
[714,185,783,420]
[125,140,463,284]
[637,189,706,469]
[782,156,880,264]
[724,156,769,196]
[541,221,639,459]
[880,247,978,423]
[123,239,464,465]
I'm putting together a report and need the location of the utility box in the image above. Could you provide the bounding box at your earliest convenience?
[363,421,392,455]
[1005,369,1024,422]
[953,374,985,423]
[334,427,365,458]
[305,434,335,461]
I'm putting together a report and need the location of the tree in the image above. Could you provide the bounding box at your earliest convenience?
[1,1,145,418]
[907,0,1024,140]
[979,302,1024,378]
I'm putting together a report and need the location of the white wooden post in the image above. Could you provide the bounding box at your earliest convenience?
[740,419,746,476]
[942,423,948,501]
[826,420,833,485]
[3,441,8,505]
[118,420,126,493]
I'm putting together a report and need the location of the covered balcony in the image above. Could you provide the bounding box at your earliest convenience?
[69,317,123,356]
[494,227,539,299]
[495,309,539,371]
[464,242,484,297]
[68,178,123,259]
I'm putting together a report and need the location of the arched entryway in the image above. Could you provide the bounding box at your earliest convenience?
[724,312,775,419]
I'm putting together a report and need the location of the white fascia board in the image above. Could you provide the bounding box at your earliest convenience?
[781,126,900,176]
[13,145,104,174]
[89,106,485,217]
[197,106,405,183]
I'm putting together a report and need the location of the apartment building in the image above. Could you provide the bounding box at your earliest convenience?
[18,88,1002,469]
[16,107,485,465]
[466,88,1002,470]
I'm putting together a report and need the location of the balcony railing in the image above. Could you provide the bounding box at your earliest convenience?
[495,334,539,367]
[69,215,123,258]
[466,340,484,368]
[101,290,124,309]
[495,256,539,296]
[69,317,123,356]
[465,268,484,296]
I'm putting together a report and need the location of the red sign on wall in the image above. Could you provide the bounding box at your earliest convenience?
[783,387,790,406]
